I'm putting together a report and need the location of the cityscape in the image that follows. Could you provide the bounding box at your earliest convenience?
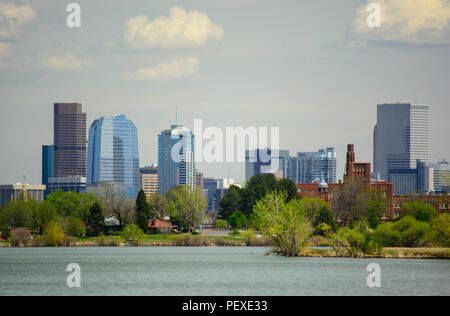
[0,0,449,299]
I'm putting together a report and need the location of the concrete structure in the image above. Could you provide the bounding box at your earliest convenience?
[42,145,54,197]
[195,171,204,191]
[374,103,429,181]
[158,125,195,194]
[0,184,46,206]
[140,166,158,196]
[47,176,86,194]
[53,103,87,178]
[87,115,140,197]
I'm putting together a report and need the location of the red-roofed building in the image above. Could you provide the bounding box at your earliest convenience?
[147,219,177,234]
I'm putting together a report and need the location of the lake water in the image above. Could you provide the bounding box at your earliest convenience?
[0,247,449,296]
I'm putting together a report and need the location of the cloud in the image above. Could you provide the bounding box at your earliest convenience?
[124,57,200,82]
[349,0,450,45]
[124,6,223,50]
[0,1,36,39]
[40,53,93,72]
[0,42,13,68]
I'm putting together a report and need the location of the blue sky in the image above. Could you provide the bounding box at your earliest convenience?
[1,0,450,184]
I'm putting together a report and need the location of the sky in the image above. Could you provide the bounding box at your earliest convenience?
[0,0,449,185]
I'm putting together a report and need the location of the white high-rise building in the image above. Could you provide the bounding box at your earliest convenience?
[373,103,429,181]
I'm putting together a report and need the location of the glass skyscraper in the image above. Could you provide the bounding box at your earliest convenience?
[374,103,429,181]
[42,145,54,197]
[245,149,290,181]
[87,115,139,197]
[158,125,195,194]
[289,148,337,183]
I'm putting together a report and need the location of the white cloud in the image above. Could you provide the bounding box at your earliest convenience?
[124,6,223,50]
[40,53,93,72]
[0,1,36,39]
[124,57,200,82]
[349,0,450,45]
[0,42,13,68]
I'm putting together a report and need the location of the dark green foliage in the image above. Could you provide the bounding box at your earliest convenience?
[219,185,242,219]
[313,206,337,234]
[135,189,150,231]
[274,178,298,201]
[375,216,430,247]
[46,190,98,221]
[87,201,105,237]
[367,208,380,229]
[228,211,247,229]
[401,201,437,222]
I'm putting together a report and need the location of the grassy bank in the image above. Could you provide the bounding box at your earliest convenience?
[304,247,450,259]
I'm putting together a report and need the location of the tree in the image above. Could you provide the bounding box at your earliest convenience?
[168,185,207,232]
[228,211,247,229]
[121,224,144,245]
[401,201,437,222]
[95,182,135,227]
[147,193,170,219]
[275,178,297,201]
[375,216,430,247]
[8,228,32,247]
[430,213,450,247]
[31,200,58,235]
[46,190,98,222]
[2,200,33,230]
[254,192,311,256]
[241,174,277,215]
[135,189,150,231]
[367,208,380,229]
[218,185,242,219]
[87,201,105,237]
[43,221,65,246]
[313,206,337,233]
[64,216,86,237]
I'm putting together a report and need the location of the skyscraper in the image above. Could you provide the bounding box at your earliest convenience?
[42,145,53,197]
[87,114,139,197]
[429,159,450,194]
[158,125,195,194]
[245,149,289,181]
[373,103,429,181]
[140,166,158,196]
[289,148,337,183]
[53,103,87,177]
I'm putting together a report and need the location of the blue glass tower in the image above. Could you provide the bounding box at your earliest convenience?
[42,145,54,197]
[158,125,195,194]
[87,115,139,197]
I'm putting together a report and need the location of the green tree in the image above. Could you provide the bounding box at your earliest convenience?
[401,201,437,222]
[86,201,105,237]
[215,219,227,229]
[429,213,450,247]
[241,174,277,215]
[168,185,207,232]
[367,208,380,229]
[43,221,65,246]
[254,192,311,256]
[375,216,430,247]
[3,200,33,230]
[228,211,247,229]
[31,200,58,235]
[313,206,337,234]
[64,216,86,237]
[121,224,144,245]
[275,178,298,201]
[46,190,98,222]
[218,185,242,219]
[148,193,171,219]
[135,189,150,231]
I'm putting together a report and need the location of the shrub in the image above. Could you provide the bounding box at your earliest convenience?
[401,201,437,222]
[375,216,430,247]
[121,224,144,245]
[170,234,210,246]
[43,221,65,247]
[62,235,76,247]
[215,219,227,229]
[429,213,450,247]
[64,216,86,237]
[241,230,257,246]
[8,228,32,247]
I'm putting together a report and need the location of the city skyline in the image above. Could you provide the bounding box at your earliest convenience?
[1,1,450,185]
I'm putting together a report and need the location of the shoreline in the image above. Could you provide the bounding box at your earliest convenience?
[1,241,449,259]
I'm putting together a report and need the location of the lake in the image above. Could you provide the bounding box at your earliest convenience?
[0,247,448,296]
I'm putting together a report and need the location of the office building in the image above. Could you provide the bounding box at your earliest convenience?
[429,159,450,194]
[87,114,140,197]
[53,103,87,178]
[0,184,46,207]
[42,145,54,197]
[374,103,429,181]
[140,166,158,196]
[47,176,86,194]
[245,149,290,182]
[290,148,337,183]
[158,125,195,194]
